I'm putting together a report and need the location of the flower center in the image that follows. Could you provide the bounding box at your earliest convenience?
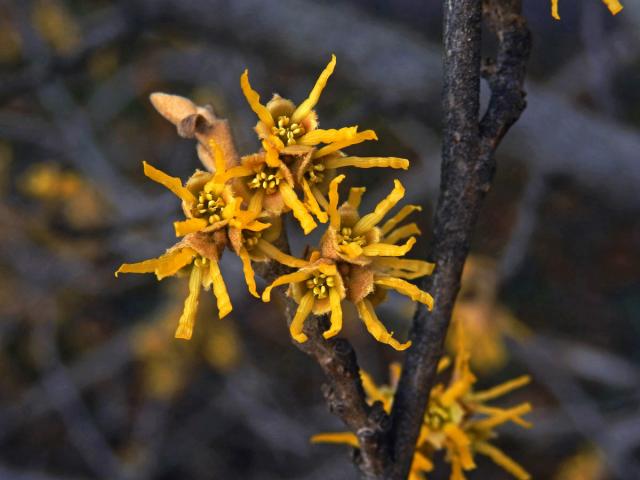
[338,227,366,246]
[243,230,262,251]
[194,191,225,224]
[424,402,452,430]
[305,272,335,299]
[272,115,305,146]
[248,167,282,195]
[304,162,326,184]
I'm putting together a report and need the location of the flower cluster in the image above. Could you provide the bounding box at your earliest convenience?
[551,0,623,20]
[312,324,533,480]
[116,56,433,348]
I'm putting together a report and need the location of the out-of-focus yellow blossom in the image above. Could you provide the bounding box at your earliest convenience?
[32,0,81,53]
[313,325,532,480]
[551,0,623,20]
[228,141,318,234]
[555,447,607,480]
[449,255,531,373]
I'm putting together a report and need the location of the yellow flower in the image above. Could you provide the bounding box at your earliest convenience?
[448,256,531,373]
[227,141,318,234]
[241,55,339,149]
[262,251,344,343]
[312,325,533,480]
[115,231,231,340]
[294,133,410,223]
[551,0,622,20]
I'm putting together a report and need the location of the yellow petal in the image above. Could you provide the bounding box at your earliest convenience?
[381,205,422,235]
[240,70,274,128]
[324,156,409,171]
[443,424,475,470]
[256,239,308,268]
[356,299,411,351]
[353,179,405,235]
[298,126,358,146]
[471,375,531,402]
[216,165,254,185]
[209,139,226,177]
[340,242,363,259]
[115,247,196,280]
[441,370,475,406]
[372,257,435,280]
[472,403,533,431]
[323,287,343,339]
[310,432,359,448]
[302,178,329,223]
[262,270,314,302]
[551,0,560,19]
[603,0,623,15]
[411,452,434,473]
[384,223,421,245]
[362,237,416,257]
[375,276,433,309]
[263,140,281,168]
[291,54,336,124]
[279,182,317,234]
[143,161,195,204]
[313,129,378,159]
[328,174,346,230]
[347,187,366,209]
[248,189,265,215]
[244,220,271,232]
[175,263,203,340]
[475,442,531,480]
[290,291,315,343]
[360,371,386,405]
[238,247,259,298]
[174,218,208,237]
[450,455,467,480]
[210,259,232,319]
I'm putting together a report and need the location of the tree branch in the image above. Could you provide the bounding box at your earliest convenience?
[387,1,531,478]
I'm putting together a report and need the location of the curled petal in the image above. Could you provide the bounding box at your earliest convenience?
[471,375,531,402]
[360,371,385,404]
[238,247,259,298]
[603,0,623,15]
[143,161,195,204]
[472,403,533,431]
[174,218,208,237]
[256,239,308,268]
[240,70,275,128]
[353,179,405,235]
[475,442,531,480]
[279,182,317,234]
[444,424,475,470]
[263,140,282,168]
[175,263,203,340]
[374,276,434,309]
[372,257,435,280]
[381,205,422,235]
[384,223,421,245]
[324,156,409,170]
[291,54,336,124]
[298,126,358,146]
[301,178,329,223]
[356,299,411,351]
[290,291,315,343]
[115,247,196,280]
[323,287,343,339]
[314,130,378,159]
[551,0,560,19]
[210,259,232,319]
[310,432,359,448]
[340,242,363,259]
[347,187,366,209]
[412,452,434,473]
[262,270,314,302]
[362,236,416,257]
[248,189,265,215]
[328,174,346,230]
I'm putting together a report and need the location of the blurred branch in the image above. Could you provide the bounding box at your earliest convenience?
[389,1,531,478]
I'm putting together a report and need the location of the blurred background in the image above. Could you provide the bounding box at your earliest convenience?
[0,0,639,479]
